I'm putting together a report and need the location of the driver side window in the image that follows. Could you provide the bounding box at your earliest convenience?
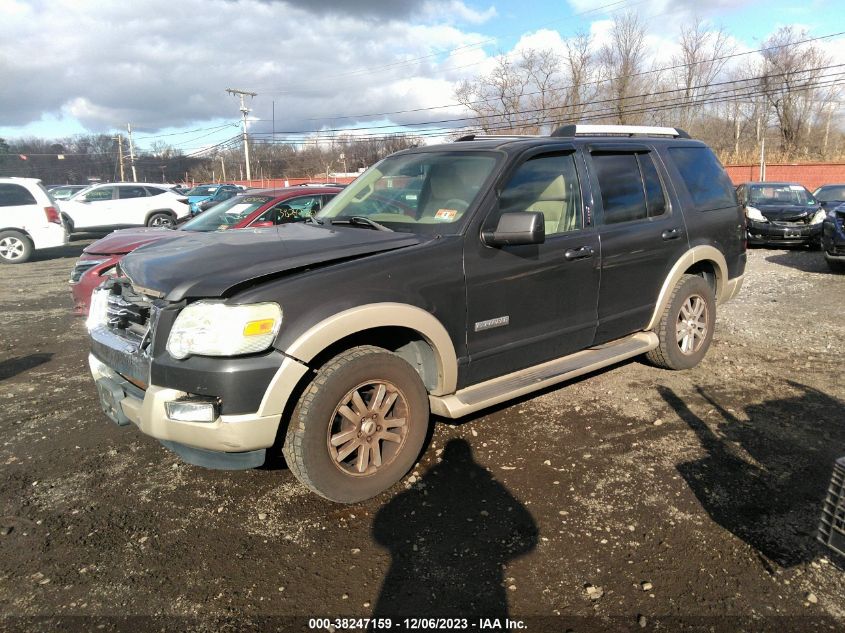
[84,187,115,202]
[492,153,583,236]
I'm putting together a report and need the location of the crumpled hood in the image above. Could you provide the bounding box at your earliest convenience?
[83,227,183,255]
[755,203,819,222]
[120,223,421,301]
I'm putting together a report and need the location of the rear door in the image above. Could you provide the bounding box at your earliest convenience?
[585,145,688,344]
[115,185,151,226]
[463,148,600,385]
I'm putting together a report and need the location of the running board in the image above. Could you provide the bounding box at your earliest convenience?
[429,332,658,419]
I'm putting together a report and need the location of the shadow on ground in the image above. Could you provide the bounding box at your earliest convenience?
[371,439,538,620]
[764,250,831,274]
[661,382,845,568]
[0,353,53,381]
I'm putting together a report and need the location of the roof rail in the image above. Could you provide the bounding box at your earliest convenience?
[550,124,691,139]
[454,133,539,142]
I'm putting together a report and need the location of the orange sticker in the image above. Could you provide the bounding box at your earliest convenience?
[435,209,457,220]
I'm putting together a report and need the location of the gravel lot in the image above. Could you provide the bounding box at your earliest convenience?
[0,241,843,632]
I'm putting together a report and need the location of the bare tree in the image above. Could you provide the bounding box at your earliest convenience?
[558,30,596,124]
[597,12,650,124]
[760,26,831,157]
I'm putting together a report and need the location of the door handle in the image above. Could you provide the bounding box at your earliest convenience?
[564,246,594,261]
[662,228,682,240]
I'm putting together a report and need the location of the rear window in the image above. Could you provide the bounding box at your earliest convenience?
[0,184,37,207]
[668,146,736,211]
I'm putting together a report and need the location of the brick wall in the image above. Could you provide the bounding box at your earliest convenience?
[724,163,845,191]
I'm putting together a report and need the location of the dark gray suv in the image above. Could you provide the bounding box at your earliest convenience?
[85,125,746,503]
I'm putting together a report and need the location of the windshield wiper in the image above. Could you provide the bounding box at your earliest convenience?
[330,216,393,232]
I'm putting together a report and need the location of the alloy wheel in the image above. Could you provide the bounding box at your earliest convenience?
[676,294,709,355]
[0,236,26,261]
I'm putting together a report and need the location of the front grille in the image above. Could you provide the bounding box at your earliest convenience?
[770,219,809,227]
[70,261,101,283]
[90,280,163,385]
[818,457,845,558]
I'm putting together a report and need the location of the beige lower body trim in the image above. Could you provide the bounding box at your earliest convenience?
[89,354,281,452]
[722,274,744,303]
[429,332,658,419]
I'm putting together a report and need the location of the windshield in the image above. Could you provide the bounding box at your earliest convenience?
[181,195,273,231]
[814,185,845,202]
[748,184,816,206]
[185,185,219,196]
[316,151,499,234]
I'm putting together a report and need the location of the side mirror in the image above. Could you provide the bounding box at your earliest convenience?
[482,211,545,246]
[251,221,274,228]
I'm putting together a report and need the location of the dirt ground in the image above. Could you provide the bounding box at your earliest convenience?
[0,241,843,633]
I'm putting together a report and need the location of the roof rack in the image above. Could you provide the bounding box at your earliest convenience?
[454,134,539,142]
[550,124,690,139]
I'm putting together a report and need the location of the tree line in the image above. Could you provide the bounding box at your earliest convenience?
[454,16,843,162]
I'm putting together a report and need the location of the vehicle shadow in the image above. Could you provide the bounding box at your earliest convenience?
[659,382,845,568]
[30,242,88,262]
[0,353,53,381]
[764,251,832,274]
[371,438,538,620]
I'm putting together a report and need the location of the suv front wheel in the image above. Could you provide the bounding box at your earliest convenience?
[647,273,716,370]
[283,345,429,503]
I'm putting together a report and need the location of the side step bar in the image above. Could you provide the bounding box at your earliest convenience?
[429,332,658,419]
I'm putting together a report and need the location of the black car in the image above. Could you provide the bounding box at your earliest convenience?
[84,125,746,503]
[822,201,845,271]
[736,181,825,247]
[813,183,845,211]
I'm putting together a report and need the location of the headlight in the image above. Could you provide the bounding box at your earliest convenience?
[810,209,826,224]
[166,301,282,360]
[745,206,767,222]
[86,287,110,331]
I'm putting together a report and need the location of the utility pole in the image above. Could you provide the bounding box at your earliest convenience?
[220,155,226,181]
[115,135,125,181]
[226,88,257,182]
[127,123,138,181]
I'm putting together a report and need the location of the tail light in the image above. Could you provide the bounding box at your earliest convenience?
[44,206,61,224]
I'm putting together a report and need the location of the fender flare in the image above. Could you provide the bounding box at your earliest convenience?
[256,303,458,418]
[645,245,728,331]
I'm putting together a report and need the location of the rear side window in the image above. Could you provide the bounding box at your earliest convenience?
[145,187,167,197]
[0,184,37,207]
[592,152,668,225]
[669,146,736,211]
[118,186,148,199]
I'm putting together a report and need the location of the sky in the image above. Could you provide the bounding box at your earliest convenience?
[1,0,844,154]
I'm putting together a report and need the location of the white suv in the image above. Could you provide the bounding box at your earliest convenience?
[60,183,190,233]
[0,177,68,264]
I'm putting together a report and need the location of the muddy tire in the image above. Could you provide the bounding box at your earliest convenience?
[646,273,715,370]
[0,231,33,264]
[283,345,429,503]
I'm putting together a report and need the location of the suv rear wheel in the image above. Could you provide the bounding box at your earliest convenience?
[283,345,429,503]
[647,273,715,370]
[0,231,33,264]
[147,212,174,228]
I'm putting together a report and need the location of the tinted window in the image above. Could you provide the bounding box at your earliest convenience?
[118,186,148,199]
[0,184,37,207]
[592,153,647,224]
[669,146,736,211]
[639,154,666,217]
[495,153,582,235]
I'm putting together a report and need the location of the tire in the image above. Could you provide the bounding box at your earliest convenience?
[826,257,845,273]
[147,212,175,228]
[61,213,75,234]
[646,274,716,370]
[283,345,430,503]
[0,231,34,264]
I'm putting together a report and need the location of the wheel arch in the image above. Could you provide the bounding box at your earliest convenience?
[285,303,457,396]
[144,209,177,225]
[645,245,728,331]
[0,227,33,240]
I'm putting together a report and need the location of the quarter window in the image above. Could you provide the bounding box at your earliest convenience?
[0,184,37,207]
[494,153,583,236]
[668,146,736,211]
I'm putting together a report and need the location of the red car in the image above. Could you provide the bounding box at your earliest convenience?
[69,186,342,314]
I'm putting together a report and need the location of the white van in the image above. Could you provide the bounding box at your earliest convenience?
[0,177,68,264]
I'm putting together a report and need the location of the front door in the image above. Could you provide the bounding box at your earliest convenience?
[72,186,117,229]
[463,149,600,386]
